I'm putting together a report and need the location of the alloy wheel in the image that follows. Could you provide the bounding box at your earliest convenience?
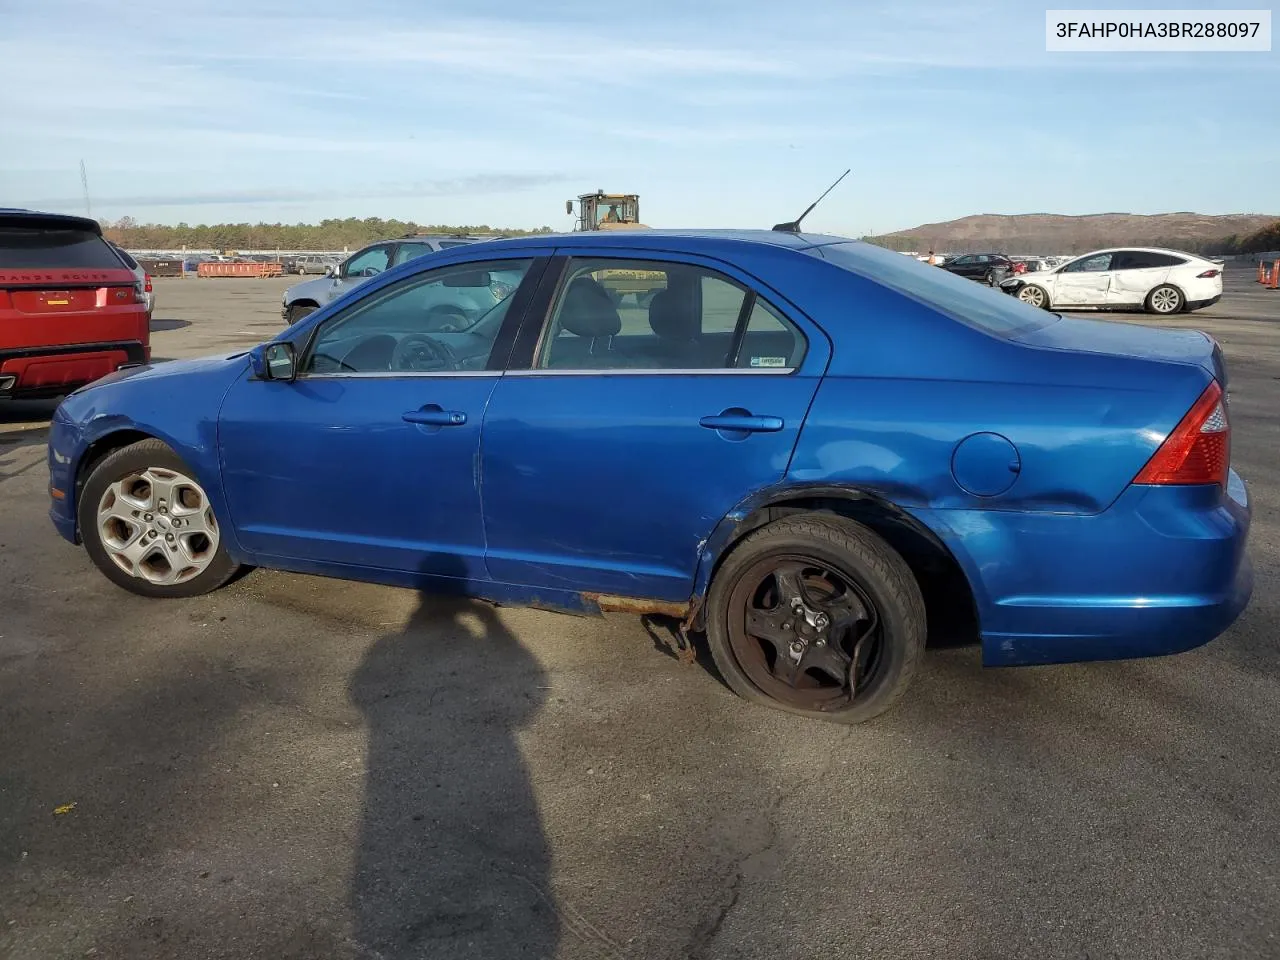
[96,467,220,585]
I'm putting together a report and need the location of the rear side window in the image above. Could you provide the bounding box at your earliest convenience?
[1113,251,1186,270]
[818,241,1053,339]
[0,227,123,269]
[535,257,808,371]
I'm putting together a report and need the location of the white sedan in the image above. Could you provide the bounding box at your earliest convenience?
[999,247,1224,315]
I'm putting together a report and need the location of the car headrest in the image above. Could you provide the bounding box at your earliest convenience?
[647,289,699,341]
[558,276,622,339]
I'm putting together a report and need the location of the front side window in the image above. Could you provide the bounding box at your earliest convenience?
[535,258,807,372]
[1062,253,1114,273]
[302,258,533,375]
[342,245,391,279]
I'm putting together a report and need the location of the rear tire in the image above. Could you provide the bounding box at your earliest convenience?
[1145,284,1184,315]
[80,439,240,599]
[705,514,925,724]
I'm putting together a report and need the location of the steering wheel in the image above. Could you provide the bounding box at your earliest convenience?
[390,333,460,372]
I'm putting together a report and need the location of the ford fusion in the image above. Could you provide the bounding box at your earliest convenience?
[47,230,1251,723]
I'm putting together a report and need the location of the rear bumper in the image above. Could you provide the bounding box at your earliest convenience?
[911,470,1253,666]
[0,341,147,399]
[1186,294,1222,311]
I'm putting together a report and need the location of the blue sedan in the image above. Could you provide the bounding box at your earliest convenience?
[46,230,1252,722]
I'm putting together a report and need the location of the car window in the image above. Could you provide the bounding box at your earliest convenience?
[342,245,391,279]
[302,258,534,375]
[438,240,474,249]
[0,226,123,269]
[818,241,1055,339]
[391,242,437,266]
[1113,251,1186,270]
[1062,253,1113,273]
[734,298,808,369]
[535,257,805,372]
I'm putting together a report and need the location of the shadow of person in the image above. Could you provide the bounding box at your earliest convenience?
[348,570,559,959]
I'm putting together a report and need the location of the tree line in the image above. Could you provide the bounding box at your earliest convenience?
[99,216,555,251]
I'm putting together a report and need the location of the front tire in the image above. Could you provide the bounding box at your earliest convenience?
[1017,283,1050,309]
[80,439,240,598]
[705,514,925,724]
[1146,284,1184,315]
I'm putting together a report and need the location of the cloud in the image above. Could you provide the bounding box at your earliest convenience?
[18,173,569,210]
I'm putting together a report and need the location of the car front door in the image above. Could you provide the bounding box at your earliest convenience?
[217,253,546,580]
[947,255,975,278]
[478,252,829,602]
[327,243,393,303]
[1053,252,1114,306]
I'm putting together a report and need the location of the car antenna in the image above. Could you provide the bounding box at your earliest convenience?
[772,168,851,233]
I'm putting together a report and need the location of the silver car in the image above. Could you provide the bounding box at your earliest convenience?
[280,235,499,325]
[108,243,154,315]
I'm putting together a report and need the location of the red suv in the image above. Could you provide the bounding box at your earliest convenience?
[0,209,150,400]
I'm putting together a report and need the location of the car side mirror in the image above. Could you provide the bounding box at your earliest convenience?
[325,264,337,278]
[251,342,297,381]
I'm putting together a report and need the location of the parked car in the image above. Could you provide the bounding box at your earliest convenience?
[108,243,155,315]
[47,229,1251,723]
[999,247,1224,314]
[0,209,150,400]
[939,252,1015,285]
[280,235,501,325]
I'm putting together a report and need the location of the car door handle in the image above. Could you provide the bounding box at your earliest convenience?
[402,408,467,426]
[698,413,784,433]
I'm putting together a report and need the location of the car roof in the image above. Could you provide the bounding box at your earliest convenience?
[1072,246,1200,258]
[0,208,103,234]
[472,228,852,254]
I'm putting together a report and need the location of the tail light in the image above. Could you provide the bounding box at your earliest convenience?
[1197,269,1220,278]
[144,273,153,292]
[1134,380,1229,487]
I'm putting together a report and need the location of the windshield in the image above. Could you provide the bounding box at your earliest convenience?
[818,241,1055,339]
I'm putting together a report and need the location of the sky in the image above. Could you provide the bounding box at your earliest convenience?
[1,0,1276,234]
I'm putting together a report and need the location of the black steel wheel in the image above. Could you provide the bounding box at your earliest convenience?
[706,514,925,723]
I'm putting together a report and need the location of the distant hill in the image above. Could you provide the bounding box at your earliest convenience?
[871,212,1280,255]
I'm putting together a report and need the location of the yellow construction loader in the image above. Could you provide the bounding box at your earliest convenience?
[566,191,647,231]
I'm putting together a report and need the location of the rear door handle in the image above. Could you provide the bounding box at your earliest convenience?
[698,413,784,433]
[402,407,467,426]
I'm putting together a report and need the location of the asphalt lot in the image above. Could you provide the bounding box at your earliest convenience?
[2,268,1278,960]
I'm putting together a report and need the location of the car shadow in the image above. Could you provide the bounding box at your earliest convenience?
[347,564,559,959]
[150,318,191,332]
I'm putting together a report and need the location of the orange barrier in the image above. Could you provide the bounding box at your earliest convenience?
[1258,260,1280,288]
[197,261,284,278]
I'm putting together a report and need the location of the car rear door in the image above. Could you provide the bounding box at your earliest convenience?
[477,250,830,602]
[1107,251,1175,307]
